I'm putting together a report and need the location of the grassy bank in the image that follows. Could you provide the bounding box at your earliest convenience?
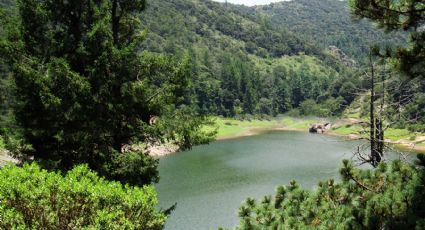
[207,116,323,140]
[208,116,425,154]
[331,122,425,153]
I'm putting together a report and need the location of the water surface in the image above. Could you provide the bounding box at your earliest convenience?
[155,131,403,229]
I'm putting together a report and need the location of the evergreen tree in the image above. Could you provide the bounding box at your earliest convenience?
[0,0,213,185]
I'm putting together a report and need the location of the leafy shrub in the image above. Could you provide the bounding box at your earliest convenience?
[0,163,166,230]
[232,159,425,229]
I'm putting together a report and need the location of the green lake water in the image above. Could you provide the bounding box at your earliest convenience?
[155,131,409,230]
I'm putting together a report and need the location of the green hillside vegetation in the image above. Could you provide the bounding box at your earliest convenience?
[136,0,367,117]
[1,0,419,121]
[140,0,320,58]
[232,0,406,63]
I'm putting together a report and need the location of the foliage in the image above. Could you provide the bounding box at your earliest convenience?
[232,0,406,64]
[1,0,419,120]
[231,158,425,229]
[349,0,425,78]
[136,0,367,117]
[299,97,345,117]
[157,106,216,150]
[140,0,320,58]
[350,61,425,133]
[0,163,166,229]
[0,3,16,142]
[0,0,214,185]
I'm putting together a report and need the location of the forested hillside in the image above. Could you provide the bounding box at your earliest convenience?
[141,0,320,57]
[138,0,369,117]
[134,0,425,135]
[231,0,407,62]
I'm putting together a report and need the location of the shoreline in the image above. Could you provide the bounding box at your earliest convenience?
[149,116,425,157]
[2,118,422,160]
[215,123,425,154]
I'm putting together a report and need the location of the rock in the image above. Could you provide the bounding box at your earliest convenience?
[149,115,158,125]
[324,123,332,130]
[329,46,356,68]
[309,124,319,133]
[309,123,331,134]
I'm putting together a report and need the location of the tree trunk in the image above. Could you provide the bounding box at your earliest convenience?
[369,52,382,167]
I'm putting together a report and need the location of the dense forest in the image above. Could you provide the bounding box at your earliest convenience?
[0,0,424,229]
[135,0,425,124]
[138,0,376,116]
[233,0,407,62]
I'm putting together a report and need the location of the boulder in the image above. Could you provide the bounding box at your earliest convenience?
[309,123,331,134]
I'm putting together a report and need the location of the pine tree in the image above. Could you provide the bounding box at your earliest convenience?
[349,0,425,78]
[231,159,425,229]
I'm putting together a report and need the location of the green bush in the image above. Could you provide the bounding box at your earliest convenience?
[0,163,166,230]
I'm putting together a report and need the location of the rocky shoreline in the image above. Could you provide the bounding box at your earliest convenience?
[147,143,180,157]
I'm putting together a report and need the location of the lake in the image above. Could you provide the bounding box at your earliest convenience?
[155,131,409,230]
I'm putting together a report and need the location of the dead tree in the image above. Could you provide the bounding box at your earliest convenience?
[353,50,419,166]
[368,52,384,167]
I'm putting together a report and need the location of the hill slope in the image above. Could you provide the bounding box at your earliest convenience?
[138,0,362,116]
[140,0,321,58]
[230,0,406,62]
